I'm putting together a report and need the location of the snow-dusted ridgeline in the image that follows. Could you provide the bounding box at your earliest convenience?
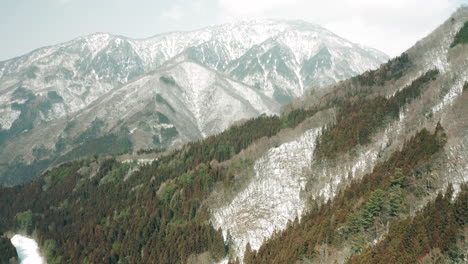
[0,19,387,130]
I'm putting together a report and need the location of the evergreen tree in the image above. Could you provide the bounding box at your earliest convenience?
[362,189,385,229]
[346,212,362,234]
[388,185,403,216]
[390,168,405,188]
[244,243,255,264]
[351,234,368,253]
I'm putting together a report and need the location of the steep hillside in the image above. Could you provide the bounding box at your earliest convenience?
[0,6,467,264]
[219,7,468,262]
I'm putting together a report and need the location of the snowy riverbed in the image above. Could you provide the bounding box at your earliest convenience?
[10,235,44,264]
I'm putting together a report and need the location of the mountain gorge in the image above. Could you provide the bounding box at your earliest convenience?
[0,19,387,184]
[1,6,468,264]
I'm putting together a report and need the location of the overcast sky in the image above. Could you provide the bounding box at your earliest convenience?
[0,0,466,60]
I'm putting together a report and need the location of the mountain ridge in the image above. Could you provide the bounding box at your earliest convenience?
[0,19,388,184]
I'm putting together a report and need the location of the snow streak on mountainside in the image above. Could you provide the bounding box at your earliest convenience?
[211,128,321,259]
[209,113,397,261]
[77,61,280,146]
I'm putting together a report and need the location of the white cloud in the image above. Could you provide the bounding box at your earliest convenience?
[218,0,294,18]
[217,0,462,56]
[56,0,73,5]
[160,6,184,21]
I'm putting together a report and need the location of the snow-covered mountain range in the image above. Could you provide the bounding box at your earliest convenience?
[0,19,388,184]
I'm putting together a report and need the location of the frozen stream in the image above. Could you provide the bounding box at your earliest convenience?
[10,234,44,264]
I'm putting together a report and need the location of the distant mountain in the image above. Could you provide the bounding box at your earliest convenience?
[0,20,387,122]
[0,19,387,184]
[62,61,279,154]
[0,60,280,184]
[225,23,387,103]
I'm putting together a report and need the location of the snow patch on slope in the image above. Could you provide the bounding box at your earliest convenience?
[226,80,278,116]
[418,16,465,74]
[311,138,383,202]
[309,111,405,204]
[210,109,402,260]
[431,69,468,114]
[211,128,321,259]
[0,106,20,130]
[178,62,216,136]
[446,136,468,195]
[11,235,44,264]
[85,33,112,57]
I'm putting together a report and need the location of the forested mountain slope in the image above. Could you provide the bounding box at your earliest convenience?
[0,6,467,264]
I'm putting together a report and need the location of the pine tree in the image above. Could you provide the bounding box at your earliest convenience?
[209,228,227,261]
[346,212,362,234]
[388,185,403,216]
[351,234,368,253]
[244,243,255,264]
[390,168,405,188]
